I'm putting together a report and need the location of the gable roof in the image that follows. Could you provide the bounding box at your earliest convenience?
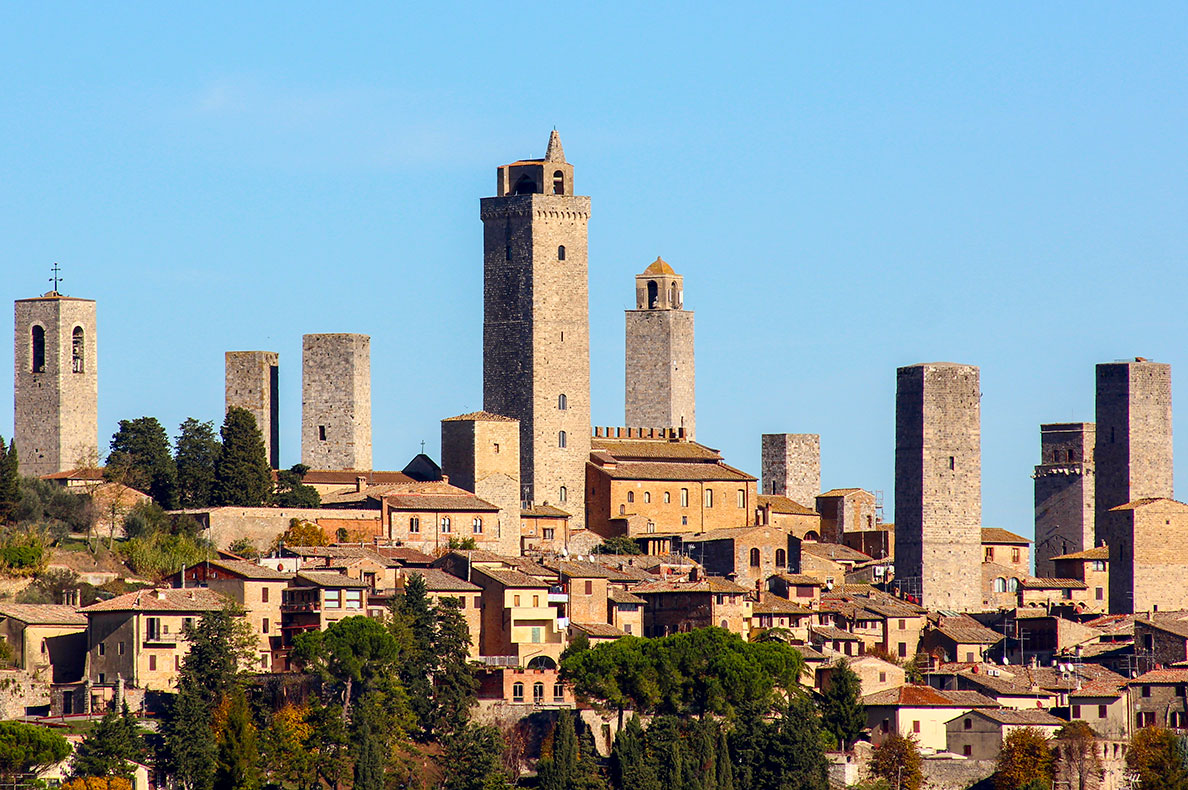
[800,542,873,563]
[192,558,293,581]
[570,622,628,639]
[632,576,750,595]
[862,686,998,708]
[522,504,571,518]
[404,569,481,593]
[961,708,1064,726]
[294,571,368,589]
[1051,546,1109,561]
[934,618,1004,645]
[81,588,229,614]
[981,527,1031,545]
[0,604,87,626]
[474,567,551,589]
[757,495,817,515]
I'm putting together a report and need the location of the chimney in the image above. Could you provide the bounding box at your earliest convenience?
[356,476,367,492]
[155,589,167,600]
[689,566,701,582]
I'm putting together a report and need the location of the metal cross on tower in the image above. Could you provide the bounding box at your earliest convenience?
[49,262,63,292]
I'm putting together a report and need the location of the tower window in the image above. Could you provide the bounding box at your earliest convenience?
[558,394,567,410]
[513,174,536,195]
[680,488,689,507]
[647,280,658,308]
[776,548,786,567]
[558,430,567,448]
[553,170,565,194]
[505,245,512,261]
[558,245,566,261]
[643,492,651,504]
[31,326,45,373]
[664,491,671,504]
[71,327,85,373]
[949,456,955,470]
[559,486,567,502]
[670,282,679,307]
[737,489,745,508]
[318,426,327,441]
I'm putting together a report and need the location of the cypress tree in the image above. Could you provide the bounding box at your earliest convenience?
[352,721,385,790]
[714,725,734,790]
[397,573,437,738]
[174,418,219,508]
[433,595,478,735]
[214,690,261,790]
[213,407,272,506]
[819,659,866,750]
[0,438,18,525]
[538,712,579,790]
[69,701,145,779]
[611,716,658,790]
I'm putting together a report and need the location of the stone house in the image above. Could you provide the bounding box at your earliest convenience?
[279,571,369,660]
[945,709,1064,759]
[680,524,798,589]
[981,528,1031,578]
[1019,577,1093,610]
[925,665,1057,710]
[754,495,822,540]
[982,562,1026,609]
[166,559,292,672]
[1051,546,1109,612]
[921,616,1004,664]
[815,488,879,545]
[809,625,865,657]
[798,542,873,587]
[607,587,645,636]
[1128,668,1188,729]
[81,587,229,691]
[0,604,86,681]
[632,574,751,638]
[462,565,566,667]
[1107,498,1188,614]
[520,504,572,555]
[1134,613,1188,666]
[816,655,905,696]
[862,686,998,751]
[767,573,824,606]
[749,595,813,643]
[1068,680,1128,740]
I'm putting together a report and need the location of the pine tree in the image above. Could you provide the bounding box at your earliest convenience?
[0,438,19,525]
[108,417,178,508]
[352,721,385,790]
[174,418,219,508]
[274,464,320,508]
[213,407,272,506]
[611,716,659,790]
[69,702,145,779]
[819,659,866,750]
[214,690,261,790]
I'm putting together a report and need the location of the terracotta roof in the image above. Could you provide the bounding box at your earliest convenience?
[40,468,105,481]
[753,598,813,615]
[817,488,867,498]
[371,546,435,564]
[684,525,791,543]
[967,709,1064,726]
[934,618,1003,645]
[1138,613,1188,639]
[81,588,229,613]
[0,604,86,626]
[197,559,292,580]
[554,560,630,580]
[1131,668,1188,684]
[800,543,873,563]
[475,568,551,589]
[1070,680,1124,698]
[571,622,628,639]
[589,438,723,461]
[757,495,818,515]
[608,587,646,605]
[297,469,416,486]
[1111,497,1188,511]
[1020,578,1087,590]
[294,571,368,589]
[442,411,517,422]
[383,493,500,512]
[591,461,755,482]
[642,256,676,275]
[632,576,750,595]
[810,625,862,641]
[1051,546,1109,561]
[404,569,481,593]
[981,528,1031,545]
[522,504,570,518]
[863,686,998,708]
[776,573,825,587]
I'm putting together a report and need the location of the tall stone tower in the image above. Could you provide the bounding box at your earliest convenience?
[14,291,98,476]
[894,362,982,611]
[226,351,279,468]
[301,334,371,471]
[761,433,820,508]
[441,412,522,556]
[481,131,590,527]
[625,257,695,438]
[1033,422,1095,577]
[1095,358,1173,613]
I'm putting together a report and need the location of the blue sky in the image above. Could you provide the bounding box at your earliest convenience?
[2,4,1186,538]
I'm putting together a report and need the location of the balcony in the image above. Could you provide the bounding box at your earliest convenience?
[281,601,320,613]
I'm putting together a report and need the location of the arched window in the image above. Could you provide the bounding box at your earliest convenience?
[705,489,714,508]
[749,548,761,567]
[31,326,45,373]
[737,489,745,508]
[558,430,567,448]
[558,394,567,410]
[627,491,634,503]
[804,531,820,541]
[559,486,567,502]
[680,488,689,507]
[720,620,729,629]
[512,682,524,702]
[1007,577,1020,593]
[533,682,545,703]
[553,170,565,194]
[664,491,671,504]
[71,327,85,373]
[619,504,625,515]
[993,577,1007,593]
[409,517,420,534]
[776,548,786,568]
[513,174,536,195]
[647,280,658,308]
[441,517,451,533]
[643,492,651,504]
[558,245,566,261]
[472,518,483,534]
[670,281,679,307]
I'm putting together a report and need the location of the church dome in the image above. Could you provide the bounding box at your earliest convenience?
[643,256,676,275]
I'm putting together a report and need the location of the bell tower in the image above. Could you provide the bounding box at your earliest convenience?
[481,131,590,527]
[625,257,696,438]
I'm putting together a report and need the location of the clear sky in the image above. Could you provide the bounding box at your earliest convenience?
[2,4,1186,539]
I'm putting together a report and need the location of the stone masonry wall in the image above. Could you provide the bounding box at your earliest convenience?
[226,350,279,468]
[442,414,523,556]
[14,295,98,476]
[1095,360,1172,613]
[1132,500,1188,613]
[625,309,695,439]
[301,334,372,471]
[895,363,981,611]
[761,434,820,508]
[1033,422,1095,576]
[481,192,590,528]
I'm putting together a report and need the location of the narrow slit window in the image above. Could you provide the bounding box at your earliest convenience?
[31,326,45,373]
[558,430,567,448]
[71,327,85,373]
[558,394,567,410]
[318,425,327,441]
[558,245,566,261]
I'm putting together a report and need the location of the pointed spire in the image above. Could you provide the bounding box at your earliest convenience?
[545,129,566,162]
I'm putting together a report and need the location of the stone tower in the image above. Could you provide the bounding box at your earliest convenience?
[894,362,982,611]
[1094,358,1173,613]
[301,334,371,471]
[761,433,820,508]
[1033,422,1095,577]
[481,131,590,527]
[441,411,522,556]
[625,257,695,438]
[13,291,98,476]
[225,351,279,468]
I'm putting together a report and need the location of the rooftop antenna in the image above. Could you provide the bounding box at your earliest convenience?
[49,262,63,293]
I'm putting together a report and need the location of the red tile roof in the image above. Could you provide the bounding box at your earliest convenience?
[981,527,1031,545]
[81,588,229,613]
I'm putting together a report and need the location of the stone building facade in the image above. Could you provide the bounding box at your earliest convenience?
[301,333,372,471]
[13,292,98,476]
[625,257,695,438]
[761,433,820,507]
[1094,359,1173,612]
[1033,422,1095,577]
[894,362,982,611]
[481,131,590,528]
[1109,498,1188,613]
[226,350,280,468]
[441,411,523,556]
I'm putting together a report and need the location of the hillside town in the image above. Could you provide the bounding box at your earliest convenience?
[3,133,1184,790]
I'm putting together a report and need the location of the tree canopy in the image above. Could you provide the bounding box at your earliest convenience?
[274,464,320,508]
[0,437,19,525]
[0,720,71,781]
[819,659,865,750]
[213,407,272,507]
[108,417,178,508]
[995,727,1055,790]
[174,418,219,508]
[70,702,145,779]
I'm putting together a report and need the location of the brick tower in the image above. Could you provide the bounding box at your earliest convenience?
[441,412,522,556]
[13,290,98,476]
[625,257,695,438]
[1033,422,1095,577]
[894,362,982,611]
[301,334,371,471]
[1094,358,1173,613]
[225,351,279,468]
[481,131,590,527]
[761,433,820,508]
